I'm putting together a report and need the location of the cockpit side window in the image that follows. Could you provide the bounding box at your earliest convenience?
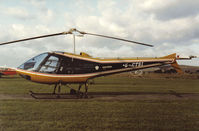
[39,55,60,74]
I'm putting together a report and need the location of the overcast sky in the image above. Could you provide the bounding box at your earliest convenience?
[0,0,198,67]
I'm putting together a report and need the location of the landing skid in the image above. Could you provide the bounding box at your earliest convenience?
[29,90,90,99]
[29,83,90,99]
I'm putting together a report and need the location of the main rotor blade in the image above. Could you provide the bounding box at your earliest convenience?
[84,32,153,47]
[0,28,153,47]
[0,32,68,46]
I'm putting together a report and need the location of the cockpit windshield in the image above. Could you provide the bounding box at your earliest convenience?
[18,53,48,71]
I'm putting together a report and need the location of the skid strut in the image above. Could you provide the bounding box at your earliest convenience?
[53,84,57,94]
[29,82,90,99]
[76,83,88,98]
[84,83,88,98]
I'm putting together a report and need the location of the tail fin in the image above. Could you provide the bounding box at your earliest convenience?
[160,53,176,59]
[171,61,183,74]
[161,53,183,74]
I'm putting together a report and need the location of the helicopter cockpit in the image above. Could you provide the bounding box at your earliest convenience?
[18,52,98,75]
[18,52,60,74]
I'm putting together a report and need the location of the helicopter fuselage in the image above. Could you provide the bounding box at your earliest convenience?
[15,51,178,84]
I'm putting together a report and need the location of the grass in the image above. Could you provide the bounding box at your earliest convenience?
[0,75,199,94]
[0,75,199,130]
[1,100,199,131]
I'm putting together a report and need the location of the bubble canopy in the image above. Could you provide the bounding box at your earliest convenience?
[18,52,60,74]
[18,53,48,71]
[17,51,99,75]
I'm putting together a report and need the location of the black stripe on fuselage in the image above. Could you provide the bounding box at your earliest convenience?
[51,53,170,75]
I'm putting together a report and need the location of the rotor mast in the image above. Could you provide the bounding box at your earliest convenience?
[73,34,76,54]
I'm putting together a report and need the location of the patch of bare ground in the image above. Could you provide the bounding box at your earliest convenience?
[0,94,32,100]
[96,94,199,101]
[1,92,199,100]
[114,72,199,80]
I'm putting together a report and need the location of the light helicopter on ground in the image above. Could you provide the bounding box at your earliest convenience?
[0,28,195,98]
[0,66,16,78]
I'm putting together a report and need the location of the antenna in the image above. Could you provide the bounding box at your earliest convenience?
[73,34,76,54]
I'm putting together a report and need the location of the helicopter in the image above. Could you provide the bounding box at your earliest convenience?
[0,28,194,98]
[0,67,16,78]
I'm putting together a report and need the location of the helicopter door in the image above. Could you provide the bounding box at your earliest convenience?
[39,55,60,74]
[57,57,75,74]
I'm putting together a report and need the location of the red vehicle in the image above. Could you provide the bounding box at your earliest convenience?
[0,67,16,77]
